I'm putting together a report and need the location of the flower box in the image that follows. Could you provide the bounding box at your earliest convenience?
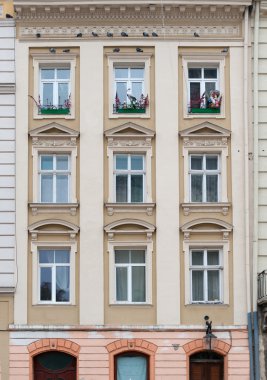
[190,108,221,114]
[116,108,146,114]
[39,108,70,115]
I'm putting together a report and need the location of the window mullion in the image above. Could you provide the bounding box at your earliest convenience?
[128,265,132,302]
[52,264,56,303]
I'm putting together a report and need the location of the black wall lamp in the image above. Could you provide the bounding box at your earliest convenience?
[203,315,217,351]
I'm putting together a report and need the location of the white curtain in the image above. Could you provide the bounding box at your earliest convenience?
[117,356,147,380]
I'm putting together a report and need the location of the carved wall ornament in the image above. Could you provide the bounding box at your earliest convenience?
[107,138,152,148]
[183,138,228,147]
[32,138,77,147]
[19,24,241,40]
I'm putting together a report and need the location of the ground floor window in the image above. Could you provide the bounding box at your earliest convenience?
[190,351,224,380]
[115,352,148,380]
[34,351,76,380]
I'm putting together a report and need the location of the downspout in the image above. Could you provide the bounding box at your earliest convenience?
[253,1,260,379]
[243,5,254,380]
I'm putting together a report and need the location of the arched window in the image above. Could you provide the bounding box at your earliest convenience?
[190,351,224,380]
[115,351,149,380]
[34,351,76,380]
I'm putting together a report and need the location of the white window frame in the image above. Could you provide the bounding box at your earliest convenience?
[40,67,71,109]
[31,241,76,305]
[32,146,77,206]
[108,149,152,205]
[182,54,226,118]
[32,53,77,119]
[114,65,145,106]
[107,54,151,118]
[114,153,145,203]
[39,154,71,203]
[190,248,223,303]
[38,248,71,304]
[114,249,147,303]
[183,240,229,305]
[108,241,153,305]
[189,153,220,203]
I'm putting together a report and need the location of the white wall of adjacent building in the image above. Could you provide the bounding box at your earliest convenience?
[0,20,15,292]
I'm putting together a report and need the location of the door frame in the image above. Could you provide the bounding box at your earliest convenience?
[189,352,224,380]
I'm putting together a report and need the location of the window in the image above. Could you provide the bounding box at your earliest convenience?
[39,154,70,203]
[188,65,221,113]
[114,65,148,114]
[38,249,70,303]
[107,54,151,117]
[40,67,71,113]
[115,352,148,380]
[31,53,77,119]
[182,54,225,117]
[189,154,220,202]
[115,249,146,303]
[114,154,145,203]
[190,249,222,303]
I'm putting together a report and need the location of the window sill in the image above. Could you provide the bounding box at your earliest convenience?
[29,202,79,216]
[105,202,155,216]
[181,202,231,216]
[33,114,75,120]
[186,302,228,307]
[34,302,73,306]
[109,302,152,307]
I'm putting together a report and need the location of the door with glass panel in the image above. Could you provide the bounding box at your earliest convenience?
[34,351,76,380]
[115,352,148,380]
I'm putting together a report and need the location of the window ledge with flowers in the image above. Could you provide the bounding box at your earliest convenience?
[189,90,222,114]
[113,93,149,114]
[29,95,71,116]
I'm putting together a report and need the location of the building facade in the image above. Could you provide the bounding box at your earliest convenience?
[9,0,252,379]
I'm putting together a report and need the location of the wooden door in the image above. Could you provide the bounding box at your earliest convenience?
[34,352,76,380]
[190,361,223,380]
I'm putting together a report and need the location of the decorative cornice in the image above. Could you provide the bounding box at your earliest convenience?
[105,202,155,216]
[181,202,231,216]
[183,137,228,147]
[14,3,248,39]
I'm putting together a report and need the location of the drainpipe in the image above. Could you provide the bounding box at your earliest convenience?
[253,1,260,379]
[243,5,253,379]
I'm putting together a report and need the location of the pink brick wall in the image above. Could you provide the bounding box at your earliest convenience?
[9,329,250,380]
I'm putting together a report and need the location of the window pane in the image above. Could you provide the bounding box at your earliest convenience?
[190,82,201,107]
[116,175,128,202]
[41,175,53,202]
[191,156,203,170]
[56,156,69,170]
[116,267,128,301]
[208,271,220,301]
[132,266,146,302]
[131,250,145,263]
[115,68,128,78]
[191,175,203,202]
[131,155,143,170]
[57,69,70,79]
[58,83,69,105]
[206,175,218,202]
[131,175,143,202]
[41,69,55,79]
[41,156,53,170]
[207,250,219,265]
[204,68,217,79]
[117,356,147,380]
[132,82,142,100]
[116,155,128,170]
[40,267,52,301]
[188,68,201,78]
[56,266,70,302]
[206,156,218,170]
[192,271,204,301]
[115,250,130,264]
[55,250,70,264]
[130,68,144,78]
[116,82,127,103]
[56,175,68,202]
[205,82,216,94]
[42,83,53,106]
[39,250,54,263]
[192,251,204,265]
